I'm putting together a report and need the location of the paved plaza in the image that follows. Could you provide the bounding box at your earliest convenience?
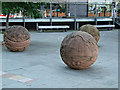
[1,29,118,88]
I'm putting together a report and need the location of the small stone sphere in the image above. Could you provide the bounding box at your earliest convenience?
[4,26,30,52]
[79,24,100,43]
[60,31,98,69]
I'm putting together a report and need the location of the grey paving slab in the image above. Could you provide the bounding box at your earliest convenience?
[1,30,118,88]
[2,78,30,88]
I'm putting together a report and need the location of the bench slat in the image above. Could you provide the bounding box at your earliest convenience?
[38,26,69,29]
[94,25,115,28]
[0,26,11,29]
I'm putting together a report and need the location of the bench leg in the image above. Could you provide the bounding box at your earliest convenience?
[62,29,67,32]
[40,29,43,32]
[107,28,112,30]
[65,29,67,32]
[63,29,65,32]
[36,23,38,31]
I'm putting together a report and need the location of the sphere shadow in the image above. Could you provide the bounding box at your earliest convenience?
[64,65,96,71]
[61,65,104,77]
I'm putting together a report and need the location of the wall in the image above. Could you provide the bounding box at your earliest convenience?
[69,4,88,17]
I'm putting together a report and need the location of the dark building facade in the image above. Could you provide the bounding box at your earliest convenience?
[69,3,88,17]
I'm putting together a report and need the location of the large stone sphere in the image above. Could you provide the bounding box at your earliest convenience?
[79,24,100,43]
[4,26,30,52]
[60,31,98,69]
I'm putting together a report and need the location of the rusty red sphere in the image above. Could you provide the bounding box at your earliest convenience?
[60,31,98,69]
[4,26,30,52]
[79,24,100,43]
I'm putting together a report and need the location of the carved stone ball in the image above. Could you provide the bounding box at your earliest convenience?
[4,26,30,52]
[79,24,100,43]
[60,31,98,69]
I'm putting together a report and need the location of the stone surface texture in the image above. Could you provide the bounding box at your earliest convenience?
[60,31,98,69]
[4,26,30,52]
[79,24,100,43]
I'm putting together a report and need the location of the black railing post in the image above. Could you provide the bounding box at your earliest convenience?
[112,2,115,25]
[50,2,52,26]
[95,3,98,25]
[66,1,69,16]
[74,3,77,31]
[0,1,1,17]
[87,0,88,17]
